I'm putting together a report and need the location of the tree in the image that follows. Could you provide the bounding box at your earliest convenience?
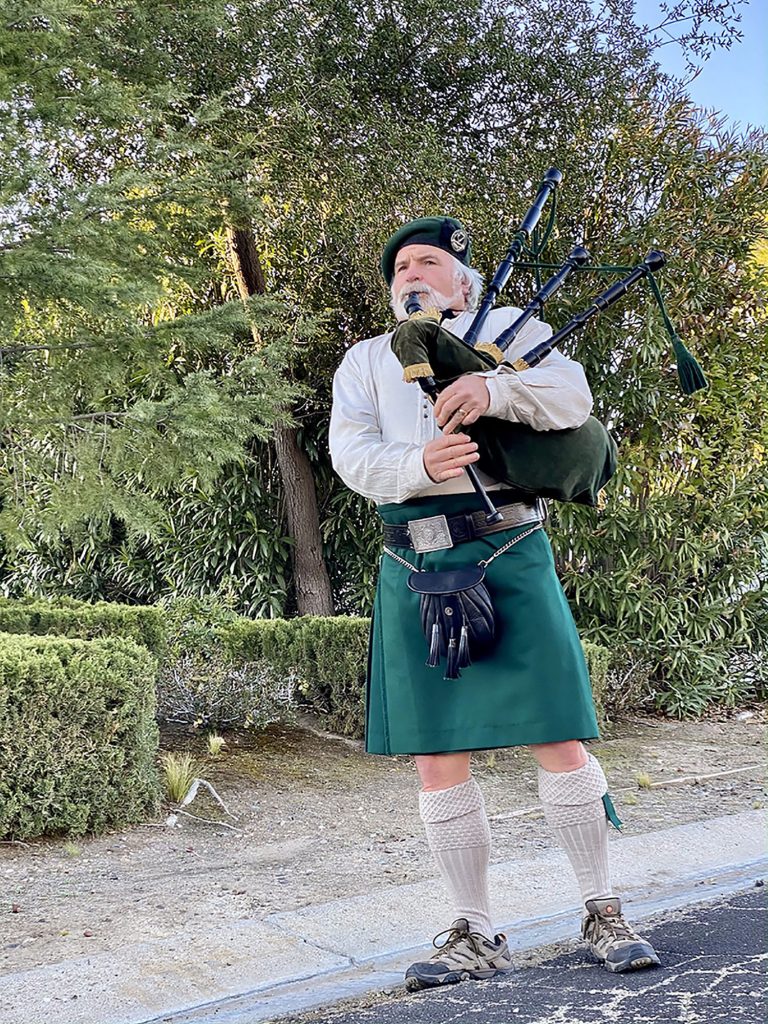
[0,1,302,549]
[2,1,766,713]
[1,0,666,611]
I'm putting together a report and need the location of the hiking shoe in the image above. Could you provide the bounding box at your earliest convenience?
[582,897,662,973]
[404,917,512,991]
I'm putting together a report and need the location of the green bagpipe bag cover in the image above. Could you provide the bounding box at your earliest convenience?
[391,318,618,507]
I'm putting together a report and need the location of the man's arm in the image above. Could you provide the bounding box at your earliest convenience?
[483,349,593,430]
[329,351,434,504]
[483,316,593,430]
[434,315,594,433]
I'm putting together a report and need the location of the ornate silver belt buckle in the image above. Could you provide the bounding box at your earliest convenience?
[408,514,454,553]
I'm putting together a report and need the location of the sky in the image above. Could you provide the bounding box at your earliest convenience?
[632,0,767,129]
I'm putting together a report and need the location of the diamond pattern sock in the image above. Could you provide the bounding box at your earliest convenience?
[419,777,493,938]
[538,754,613,903]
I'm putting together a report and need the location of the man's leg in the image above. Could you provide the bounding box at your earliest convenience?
[404,752,511,990]
[530,740,660,973]
[415,752,492,937]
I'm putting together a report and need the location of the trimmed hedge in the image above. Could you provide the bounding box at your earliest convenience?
[223,616,611,739]
[582,641,611,727]
[0,596,166,658]
[0,596,613,744]
[223,615,368,737]
[155,596,294,730]
[0,632,160,839]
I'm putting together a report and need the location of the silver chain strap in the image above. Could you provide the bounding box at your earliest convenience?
[478,522,543,567]
[383,521,543,573]
[382,544,423,571]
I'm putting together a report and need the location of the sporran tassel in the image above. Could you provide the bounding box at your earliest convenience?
[445,633,461,680]
[457,624,471,668]
[426,622,441,668]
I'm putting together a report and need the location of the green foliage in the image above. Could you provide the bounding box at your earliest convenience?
[0,595,166,657]
[0,458,292,617]
[543,102,768,714]
[1,0,764,718]
[0,633,160,839]
[160,752,202,803]
[206,733,226,757]
[156,596,294,729]
[224,614,367,735]
[0,1,305,553]
[224,615,611,739]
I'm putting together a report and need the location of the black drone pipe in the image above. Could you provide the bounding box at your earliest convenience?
[463,167,563,349]
[511,250,667,371]
[493,244,590,355]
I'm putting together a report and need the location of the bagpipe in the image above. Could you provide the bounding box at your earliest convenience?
[391,169,707,522]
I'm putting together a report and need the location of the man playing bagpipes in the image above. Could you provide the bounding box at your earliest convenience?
[329,210,666,990]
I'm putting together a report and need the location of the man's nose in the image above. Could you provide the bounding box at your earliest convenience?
[404,267,422,282]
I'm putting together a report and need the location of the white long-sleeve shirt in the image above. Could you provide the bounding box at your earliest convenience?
[329,306,593,505]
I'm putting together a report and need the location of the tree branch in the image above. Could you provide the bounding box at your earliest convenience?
[0,342,100,354]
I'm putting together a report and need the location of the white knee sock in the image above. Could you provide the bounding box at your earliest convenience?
[537,754,613,904]
[419,777,493,938]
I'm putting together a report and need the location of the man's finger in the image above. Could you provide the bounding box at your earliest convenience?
[433,384,460,418]
[437,449,480,469]
[437,432,472,448]
[435,440,477,459]
[437,396,468,428]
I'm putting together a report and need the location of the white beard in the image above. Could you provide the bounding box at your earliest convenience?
[391,283,460,323]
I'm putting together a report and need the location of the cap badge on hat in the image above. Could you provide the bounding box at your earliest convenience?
[450,228,468,253]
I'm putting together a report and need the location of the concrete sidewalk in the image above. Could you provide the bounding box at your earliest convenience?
[1,810,765,1024]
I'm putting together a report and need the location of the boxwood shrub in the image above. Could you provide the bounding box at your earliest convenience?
[0,632,160,839]
[0,596,166,658]
[224,616,610,739]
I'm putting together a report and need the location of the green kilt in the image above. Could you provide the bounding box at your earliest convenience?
[366,492,599,755]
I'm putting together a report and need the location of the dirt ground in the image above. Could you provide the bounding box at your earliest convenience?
[1,711,765,976]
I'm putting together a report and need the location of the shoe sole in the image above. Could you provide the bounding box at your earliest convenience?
[605,954,662,973]
[587,950,661,974]
[405,967,511,992]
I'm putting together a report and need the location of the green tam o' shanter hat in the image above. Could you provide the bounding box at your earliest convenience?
[380,216,472,284]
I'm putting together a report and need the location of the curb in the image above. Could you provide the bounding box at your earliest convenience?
[147,857,768,1024]
[2,810,765,1024]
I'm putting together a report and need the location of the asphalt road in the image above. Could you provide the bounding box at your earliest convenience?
[282,885,767,1024]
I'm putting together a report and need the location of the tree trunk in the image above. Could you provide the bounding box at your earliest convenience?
[226,224,335,616]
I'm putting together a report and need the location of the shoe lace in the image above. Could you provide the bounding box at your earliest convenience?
[596,911,641,943]
[431,925,484,960]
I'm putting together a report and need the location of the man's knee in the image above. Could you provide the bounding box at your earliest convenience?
[528,740,588,773]
[414,752,472,791]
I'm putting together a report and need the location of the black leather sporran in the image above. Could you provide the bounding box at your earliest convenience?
[406,565,496,680]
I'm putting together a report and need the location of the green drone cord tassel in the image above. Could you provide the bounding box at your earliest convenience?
[646,271,708,396]
[672,333,708,395]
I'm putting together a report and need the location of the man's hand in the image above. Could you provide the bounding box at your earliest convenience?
[433,374,490,433]
[423,433,480,483]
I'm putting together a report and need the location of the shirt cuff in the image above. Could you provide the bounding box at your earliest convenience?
[399,446,435,499]
[484,374,521,421]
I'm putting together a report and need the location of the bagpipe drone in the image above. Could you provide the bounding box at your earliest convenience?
[391,169,707,522]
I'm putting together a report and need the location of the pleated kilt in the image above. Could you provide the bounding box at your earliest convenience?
[366,491,599,755]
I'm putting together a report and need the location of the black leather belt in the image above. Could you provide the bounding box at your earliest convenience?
[382,501,545,553]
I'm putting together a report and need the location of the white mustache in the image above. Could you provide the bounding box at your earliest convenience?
[398,284,446,305]
[391,283,456,322]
